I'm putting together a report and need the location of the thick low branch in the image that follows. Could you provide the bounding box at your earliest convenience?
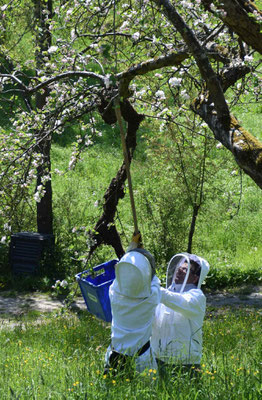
[201,0,262,54]
[192,62,262,188]
[117,51,189,97]
[87,99,145,259]
[194,102,262,188]
[117,45,231,98]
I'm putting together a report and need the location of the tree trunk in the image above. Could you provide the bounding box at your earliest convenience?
[34,0,53,234]
[187,204,200,254]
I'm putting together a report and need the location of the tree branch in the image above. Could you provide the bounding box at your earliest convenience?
[153,0,230,128]
[117,50,189,97]
[0,71,106,94]
[191,62,262,188]
[201,0,262,54]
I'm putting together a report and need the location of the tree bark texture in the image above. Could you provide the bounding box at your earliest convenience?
[192,63,262,189]
[187,204,200,254]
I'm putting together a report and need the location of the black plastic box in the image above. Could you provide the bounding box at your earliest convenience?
[9,232,55,275]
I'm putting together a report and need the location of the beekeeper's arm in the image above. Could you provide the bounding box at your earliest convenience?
[160,287,205,318]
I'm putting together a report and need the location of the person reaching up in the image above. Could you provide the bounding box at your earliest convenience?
[151,253,210,377]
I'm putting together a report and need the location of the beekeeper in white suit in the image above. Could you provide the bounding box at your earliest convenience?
[151,253,210,376]
[104,234,161,377]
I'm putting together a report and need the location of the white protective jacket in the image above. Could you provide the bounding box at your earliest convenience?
[151,253,210,365]
[106,251,161,371]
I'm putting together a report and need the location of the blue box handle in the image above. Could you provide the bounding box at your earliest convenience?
[75,259,118,281]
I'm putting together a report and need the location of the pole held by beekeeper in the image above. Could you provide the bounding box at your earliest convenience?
[114,97,139,235]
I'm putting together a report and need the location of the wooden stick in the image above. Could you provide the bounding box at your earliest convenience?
[114,98,139,234]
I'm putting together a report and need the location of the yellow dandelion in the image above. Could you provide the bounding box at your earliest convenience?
[126,379,130,382]
[112,380,116,384]
[103,374,107,379]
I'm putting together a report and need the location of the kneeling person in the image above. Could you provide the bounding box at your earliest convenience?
[151,253,210,376]
[104,248,161,377]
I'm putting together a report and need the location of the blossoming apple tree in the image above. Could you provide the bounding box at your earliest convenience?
[0,0,261,257]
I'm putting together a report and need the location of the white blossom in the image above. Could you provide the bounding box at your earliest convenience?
[120,21,129,32]
[1,236,7,244]
[104,74,110,89]
[69,157,76,170]
[132,32,140,41]
[180,90,190,100]
[52,280,61,289]
[48,46,58,54]
[60,280,68,288]
[34,192,41,203]
[169,77,182,87]
[244,55,253,62]
[155,90,166,100]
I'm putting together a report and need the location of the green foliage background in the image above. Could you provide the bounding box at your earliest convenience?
[0,0,261,290]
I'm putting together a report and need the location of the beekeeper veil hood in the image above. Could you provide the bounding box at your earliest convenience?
[166,252,210,293]
[115,251,153,298]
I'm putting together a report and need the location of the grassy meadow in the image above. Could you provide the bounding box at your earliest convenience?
[0,306,261,400]
[0,3,262,399]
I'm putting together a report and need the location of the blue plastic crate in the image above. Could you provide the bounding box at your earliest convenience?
[75,259,117,322]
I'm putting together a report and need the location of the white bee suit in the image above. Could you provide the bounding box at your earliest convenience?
[151,253,210,365]
[105,251,161,372]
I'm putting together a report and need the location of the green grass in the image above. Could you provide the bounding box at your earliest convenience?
[0,308,261,399]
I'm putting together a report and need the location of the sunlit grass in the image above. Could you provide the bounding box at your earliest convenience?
[0,307,261,399]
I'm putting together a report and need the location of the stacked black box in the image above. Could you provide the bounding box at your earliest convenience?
[10,232,54,274]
